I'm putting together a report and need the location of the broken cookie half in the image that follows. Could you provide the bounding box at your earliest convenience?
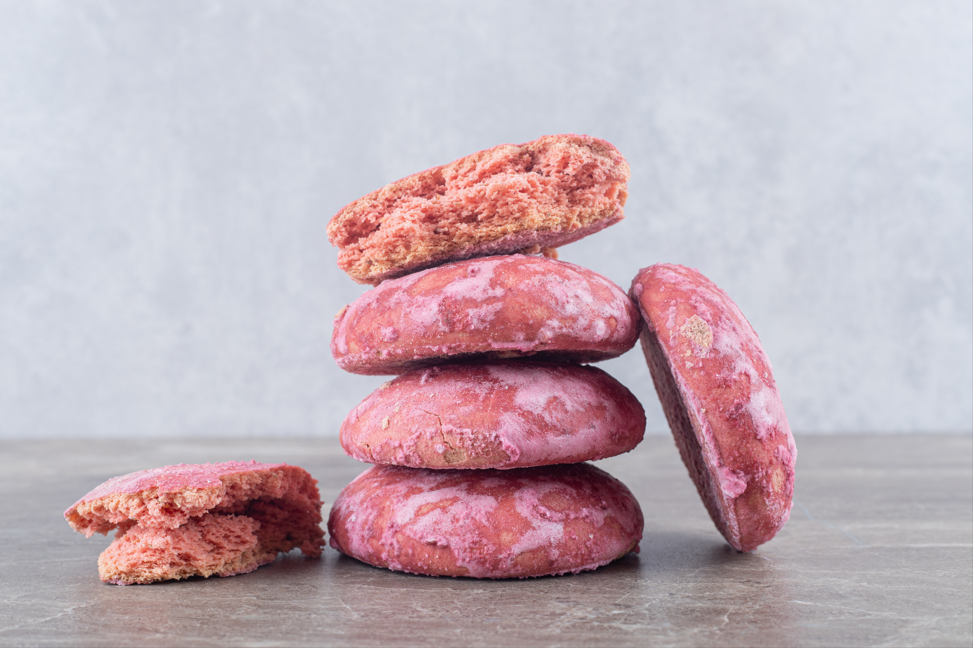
[328,134,630,285]
[65,461,324,585]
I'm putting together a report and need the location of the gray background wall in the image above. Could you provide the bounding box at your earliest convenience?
[1,0,970,439]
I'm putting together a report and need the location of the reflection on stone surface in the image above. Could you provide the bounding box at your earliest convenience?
[0,435,970,647]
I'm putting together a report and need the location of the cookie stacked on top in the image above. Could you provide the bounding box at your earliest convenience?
[326,135,646,578]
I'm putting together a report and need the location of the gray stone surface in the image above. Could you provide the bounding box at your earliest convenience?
[1,434,970,647]
[1,1,971,439]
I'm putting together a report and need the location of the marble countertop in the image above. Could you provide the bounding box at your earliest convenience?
[2,434,970,647]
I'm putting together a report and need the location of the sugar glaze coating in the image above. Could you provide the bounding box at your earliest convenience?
[342,362,645,469]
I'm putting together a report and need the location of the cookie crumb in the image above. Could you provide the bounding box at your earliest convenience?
[680,315,713,348]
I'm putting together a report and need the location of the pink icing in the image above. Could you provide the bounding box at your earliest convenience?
[66,461,284,505]
[328,463,643,578]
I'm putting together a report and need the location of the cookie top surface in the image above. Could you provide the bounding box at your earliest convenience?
[65,461,320,537]
[328,463,643,578]
[70,461,283,502]
[332,255,640,375]
[630,263,796,552]
[341,361,645,469]
[328,134,630,285]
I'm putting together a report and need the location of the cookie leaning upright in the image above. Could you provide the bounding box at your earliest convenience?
[630,264,796,552]
[328,134,630,285]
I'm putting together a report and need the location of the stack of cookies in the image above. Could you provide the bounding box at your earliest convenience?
[326,135,647,578]
[63,135,799,587]
[62,135,798,588]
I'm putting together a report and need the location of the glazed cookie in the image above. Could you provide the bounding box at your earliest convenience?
[630,264,796,552]
[65,461,324,585]
[342,362,645,469]
[328,463,643,578]
[332,255,640,375]
[328,134,630,285]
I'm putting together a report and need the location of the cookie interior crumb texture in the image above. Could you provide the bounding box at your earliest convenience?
[328,134,630,285]
[65,461,325,585]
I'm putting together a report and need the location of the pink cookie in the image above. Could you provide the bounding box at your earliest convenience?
[328,134,630,285]
[630,264,796,552]
[65,461,324,585]
[328,463,643,578]
[332,255,640,375]
[342,362,645,469]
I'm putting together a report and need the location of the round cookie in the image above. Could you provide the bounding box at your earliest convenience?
[342,362,645,469]
[65,461,325,584]
[630,264,796,552]
[328,134,630,285]
[332,255,640,375]
[328,463,643,578]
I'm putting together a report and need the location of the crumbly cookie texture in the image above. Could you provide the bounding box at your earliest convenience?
[328,134,630,285]
[65,461,324,585]
[328,463,643,578]
[630,264,797,552]
[341,362,645,470]
[332,255,641,375]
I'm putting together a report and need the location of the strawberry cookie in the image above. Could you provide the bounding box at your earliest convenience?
[332,255,640,375]
[630,264,796,552]
[341,361,645,469]
[328,463,643,578]
[328,134,630,285]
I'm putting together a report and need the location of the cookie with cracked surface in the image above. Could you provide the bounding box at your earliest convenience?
[328,463,643,578]
[65,461,325,585]
[341,361,645,469]
[332,255,640,375]
[630,263,796,552]
[328,134,630,285]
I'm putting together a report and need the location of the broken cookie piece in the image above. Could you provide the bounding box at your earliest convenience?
[65,461,324,585]
[328,134,630,285]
